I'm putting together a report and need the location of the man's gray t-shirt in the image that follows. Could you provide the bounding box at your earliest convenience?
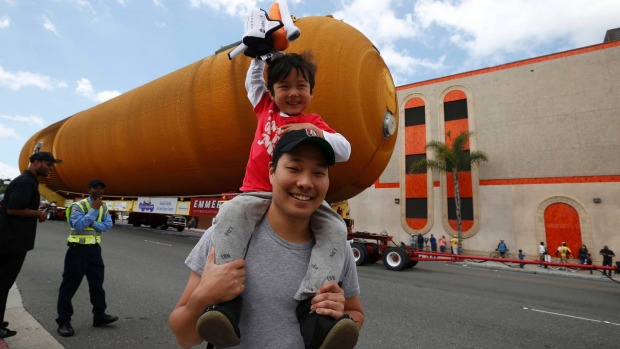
[185,217,360,348]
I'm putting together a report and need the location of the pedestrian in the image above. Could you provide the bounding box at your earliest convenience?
[578,244,589,265]
[599,245,615,277]
[56,179,117,337]
[429,234,437,254]
[417,233,424,252]
[410,234,416,250]
[169,130,363,348]
[450,235,459,254]
[497,239,508,258]
[555,242,572,270]
[518,249,525,268]
[585,253,593,275]
[538,242,548,269]
[0,152,61,339]
[439,235,446,253]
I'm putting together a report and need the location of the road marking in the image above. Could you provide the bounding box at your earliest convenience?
[522,307,620,326]
[144,240,172,247]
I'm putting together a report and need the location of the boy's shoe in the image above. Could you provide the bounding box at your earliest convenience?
[296,298,359,349]
[196,296,242,348]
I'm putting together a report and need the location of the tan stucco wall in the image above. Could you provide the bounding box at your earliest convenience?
[348,42,620,264]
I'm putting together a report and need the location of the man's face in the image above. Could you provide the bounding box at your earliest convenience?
[269,143,329,222]
[33,160,56,177]
[89,185,105,199]
[269,68,313,116]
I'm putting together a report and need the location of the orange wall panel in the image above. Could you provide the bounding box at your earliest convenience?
[406,173,428,198]
[446,171,473,198]
[406,218,427,230]
[444,119,470,149]
[405,125,427,155]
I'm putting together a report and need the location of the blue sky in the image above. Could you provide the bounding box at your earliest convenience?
[1,0,619,179]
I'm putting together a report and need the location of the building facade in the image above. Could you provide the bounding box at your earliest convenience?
[348,40,620,262]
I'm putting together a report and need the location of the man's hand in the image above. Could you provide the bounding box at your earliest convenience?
[37,210,48,223]
[310,281,346,319]
[91,196,103,209]
[192,247,246,306]
[279,123,324,138]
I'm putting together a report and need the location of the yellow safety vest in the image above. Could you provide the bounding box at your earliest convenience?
[66,199,107,245]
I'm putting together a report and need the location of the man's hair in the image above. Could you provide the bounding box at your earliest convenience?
[267,51,317,95]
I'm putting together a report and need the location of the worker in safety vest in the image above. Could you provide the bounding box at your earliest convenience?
[56,179,117,337]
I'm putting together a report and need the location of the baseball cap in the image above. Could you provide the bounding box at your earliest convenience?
[88,179,106,188]
[273,129,336,166]
[29,151,62,164]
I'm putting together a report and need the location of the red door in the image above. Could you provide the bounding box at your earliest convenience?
[544,203,582,257]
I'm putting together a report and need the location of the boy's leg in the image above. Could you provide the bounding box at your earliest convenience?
[295,202,358,349]
[295,201,346,300]
[196,193,271,346]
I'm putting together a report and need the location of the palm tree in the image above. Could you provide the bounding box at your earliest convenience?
[409,131,488,254]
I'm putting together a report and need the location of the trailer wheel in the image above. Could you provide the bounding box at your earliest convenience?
[383,247,408,271]
[364,243,380,264]
[160,223,168,230]
[132,221,141,227]
[351,243,367,266]
[176,226,185,232]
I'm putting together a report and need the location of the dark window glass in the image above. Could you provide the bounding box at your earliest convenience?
[406,154,427,174]
[405,106,425,126]
[444,99,468,121]
[447,197,473,220]
[406,198,428,218]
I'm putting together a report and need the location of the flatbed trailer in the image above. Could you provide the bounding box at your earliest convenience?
[347,231,619,276]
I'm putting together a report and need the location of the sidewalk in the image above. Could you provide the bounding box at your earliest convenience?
[453,258,616,282]
[0,284,64,349]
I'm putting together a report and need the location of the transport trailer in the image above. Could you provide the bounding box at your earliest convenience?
[348,231,619,277]
[347,231,418,271]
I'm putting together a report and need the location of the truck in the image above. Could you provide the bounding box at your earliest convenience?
[127,212,187,232]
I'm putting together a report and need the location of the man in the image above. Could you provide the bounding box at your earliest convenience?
[0,152,61,339]
[497,240,508,258]
[599,245,615,277]
[450,235,459,254]
[56,179,117,337]
[169,129,364,348]
[538,242,549,269]
[555,242,572,270]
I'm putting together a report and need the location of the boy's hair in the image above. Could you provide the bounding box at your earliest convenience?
[267,52,317,95]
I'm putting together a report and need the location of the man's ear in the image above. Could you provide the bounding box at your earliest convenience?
[268,162,275,184]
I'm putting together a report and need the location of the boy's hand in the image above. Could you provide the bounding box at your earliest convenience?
[279,123,324,138]
[310,281,345,319]
[194,247,246,306]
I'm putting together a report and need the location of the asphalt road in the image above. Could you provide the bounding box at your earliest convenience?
[16,221,620,348]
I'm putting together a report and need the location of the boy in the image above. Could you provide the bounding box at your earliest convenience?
[195,53,353,348]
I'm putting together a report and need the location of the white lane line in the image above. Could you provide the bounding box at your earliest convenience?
[144,239,172,247]
[523,307,620,326]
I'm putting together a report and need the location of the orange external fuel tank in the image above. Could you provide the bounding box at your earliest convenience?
[20,15,398,203]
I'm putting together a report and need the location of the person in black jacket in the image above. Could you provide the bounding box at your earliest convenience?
[0,152,61,339]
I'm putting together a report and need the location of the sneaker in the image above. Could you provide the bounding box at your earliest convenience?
[0,326,17,339]
[93,314,118,327]
[196,296,242,348]
[57,323,74,337]
[296,298,359,349]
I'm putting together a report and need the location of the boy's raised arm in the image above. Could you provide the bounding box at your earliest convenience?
[245,59,268,108]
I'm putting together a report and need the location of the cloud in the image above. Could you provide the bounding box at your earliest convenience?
[0,124,20,139]
[41,15,60,35]
[413,0,620,61]
[0,161,20,180]
[0,66,66,91]
[116,0,126,5]
[153,0,166,10]
[0,114,47,128]
[0,15,10,29]
[189,0,259,17]
[331,0,434,85]
[75,78,121,103]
